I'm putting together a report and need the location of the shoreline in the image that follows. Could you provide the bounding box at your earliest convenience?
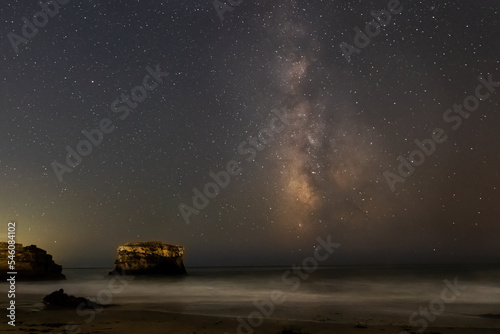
[2,307,500,334]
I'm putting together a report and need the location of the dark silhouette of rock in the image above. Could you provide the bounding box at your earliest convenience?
[110,241,187,275]
[0,242,65,280]
[43,289,102,308]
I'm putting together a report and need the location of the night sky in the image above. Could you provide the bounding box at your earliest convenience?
[1,0,499,268]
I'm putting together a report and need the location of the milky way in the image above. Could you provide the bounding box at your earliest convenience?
[258,2,390,239]
[0,1,499,266]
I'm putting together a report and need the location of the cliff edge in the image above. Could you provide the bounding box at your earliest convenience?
[0,242,65,280]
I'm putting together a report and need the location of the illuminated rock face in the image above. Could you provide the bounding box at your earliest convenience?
[0,242,65,280]
[111,241,187,275]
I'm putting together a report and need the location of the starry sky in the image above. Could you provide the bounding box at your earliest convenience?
[1,0,499,268]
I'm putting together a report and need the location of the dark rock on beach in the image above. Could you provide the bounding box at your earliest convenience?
[43,289,102,308]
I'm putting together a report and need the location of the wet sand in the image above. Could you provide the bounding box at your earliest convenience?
[2,307,500,334]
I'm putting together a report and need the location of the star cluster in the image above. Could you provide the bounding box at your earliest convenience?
[0,0,499,267]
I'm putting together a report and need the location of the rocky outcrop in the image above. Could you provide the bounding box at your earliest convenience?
[43,289,102,308]
[110,241,187,275]
[0,243,65,280]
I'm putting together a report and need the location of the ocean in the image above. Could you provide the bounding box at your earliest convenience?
[8,264,500,330]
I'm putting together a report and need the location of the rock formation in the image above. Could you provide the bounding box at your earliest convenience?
[110,241,187,275]
[43,289,102,308]
[0,242,65,280]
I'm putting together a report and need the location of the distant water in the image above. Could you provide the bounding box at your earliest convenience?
[7,264,500,328]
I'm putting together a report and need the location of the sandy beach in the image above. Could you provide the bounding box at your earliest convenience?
[2,307,500,334]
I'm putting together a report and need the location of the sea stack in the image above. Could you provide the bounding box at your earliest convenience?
[0,242,66,280]
[110,241,187,275]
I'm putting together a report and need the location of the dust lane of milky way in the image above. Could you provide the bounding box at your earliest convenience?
[0,0,499,267]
